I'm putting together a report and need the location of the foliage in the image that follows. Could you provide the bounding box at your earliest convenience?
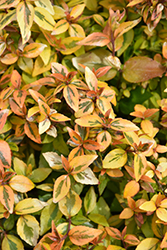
[0,0,167,249]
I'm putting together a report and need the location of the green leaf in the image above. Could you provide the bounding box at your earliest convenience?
[15,198,47,215]
[88,213,109,227]
[84,186,96,214]
[28,168,52,183]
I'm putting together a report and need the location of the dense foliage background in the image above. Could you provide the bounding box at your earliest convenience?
[0,0,167,249]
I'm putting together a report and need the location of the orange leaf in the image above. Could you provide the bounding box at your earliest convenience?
[110,118,139,131]
[11,70,21,88]
[124,234,140,246]
[75,114,103,127]
[123,180,140,198]
[160,232,167,248]
[0,140,11,170]
[119,208,134,219]
[69,226,102,246]
[0,185,14,213]
[0,109,9,131]
[24,122,41,144]
[78,32,110,46]
[1,53,18,65]
[97,130,112,152]
[70,154,98,174]
[162,42,167,59]
[13,90,27,108]
[23,43,47,58]
[106,227,122,240]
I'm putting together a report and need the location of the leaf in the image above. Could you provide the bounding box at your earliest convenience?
[15,198,47,215]
[78,32,110,46]
[163,42,167,59]
[75,99,94,117]
[160,232,167,248]
[134,154,147,182]
[24,122,41,144]
[70,4,85,19]
[63,84,79,112]
[156,208,167,223]
[23,43,47,58]
[123,56,166,83]
[17,2,34,44]
[50,112,71,122]
[75,114,103,127]
[0,9,16,30]
[9,175,35,192]
[0,140,11,170]
[114,18,141,38]
[43,152,63,170]
[70,154,98,174]
[2,234,24,250]
[88,214,109,227]
[35,0,54,15]
[53,5,66,20]
[123,131,139,147]
[40,199,62,235]
[1,53,18,65]
[61,37,82,55]
[103,148,127,169]
[69,23,85,38]
[13,90,27,109]
[0,109,9,131]
[97,130,112,151]
[73,167,99,184]
[17,57,33,74]
[123,180,140,198]
[0,185,14,213]
[52,19,69,35]
[136,238,160,250]
[28,168,52,183]
[110,118,139,131]
[139,201,156,212]
[85,66,98,91]
[119,208,134,219]
[127,0,146,7]
[69,226,102,246]
[84,186,96,214]
[107,246,125,250]
[39,118,51,135]
[53,175,71,203]
[106,227,122,240]
[34,7,55,30]
[58,189,82,217]
[17,215,40,246]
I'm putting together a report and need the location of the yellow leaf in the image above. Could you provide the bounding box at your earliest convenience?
[59,189,82,217]
[134,153,147,182]
[1,53,18,65]
[69,24,85,37]
[61,37,82,55]
[23,43,47,58]
[156,207,167,223]
[103,148,127,169]
[123,180,140,198]
[35,0,54,15]
[53,175,71,203]
[52,19,69,35]
[107,246,125,250]
[34,7,55,30]
[9,175,35,193]
[136,238,160,250]
[53,5,66,20]
[70,4,85,19]
[139,200,156,212]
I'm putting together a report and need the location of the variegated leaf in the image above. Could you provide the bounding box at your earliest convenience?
[0,9,16,30]
[103,148,127,169]
[9,175,35,193]
[23,43,47,58]
[59,189,82,217]
[63,84,79,112]
[75,114,103,127]
[0,185,14,213]
[35,0,54,15]
[13,90,27,108]
[0,140,11,170]
[52,19,69,35]
[34,7,55,30]
[24,122,41,144]
[75,99,94,117]
[77,32,110,46]
[17,215,40,246]
[43,152,63,170]
[70,4,85,20]
[97,130,112,151]
[69,226,102,246]
[0,109,9,131]
[15,198,47,215]
[73,167,99,184]
[84,186,96,214]
[110,118,139,131]
[70,154,97,174]
[134,153,147,181]
[1,53,18,65]
[17,2,34,44]
[53,175,71,203]
[39,118,51,135]
[50,112,70,122]
[2,235,24,250]
[69,24,85,38]
[85,66,98,91]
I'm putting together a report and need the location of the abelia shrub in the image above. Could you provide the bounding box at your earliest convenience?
[0,0,167,249]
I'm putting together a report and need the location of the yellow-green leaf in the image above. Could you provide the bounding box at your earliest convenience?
[9,175,35,192]
[28,168,52,183]
[17,57,33,74]
[34,7,55,30]
[35,0,54,15]
[103,148,127,169]
[134,153,147,182]
[136,238,160,250]
[0,9,16,30]
[52,19,69,35]
[17,215,39,246]
[2,234,24,250]
[84,186,96,214]
[53,5,66,20]
[61,37,82,55]
[59,189,82,217]
[15,198,47,215]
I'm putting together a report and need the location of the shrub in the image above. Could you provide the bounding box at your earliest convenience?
[0,0,167,249]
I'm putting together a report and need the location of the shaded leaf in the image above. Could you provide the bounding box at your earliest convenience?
[123,56,165,83]
[2,234,24,250]
[84,186,96,214]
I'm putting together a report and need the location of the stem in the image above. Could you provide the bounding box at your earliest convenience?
[61,218,71,241]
